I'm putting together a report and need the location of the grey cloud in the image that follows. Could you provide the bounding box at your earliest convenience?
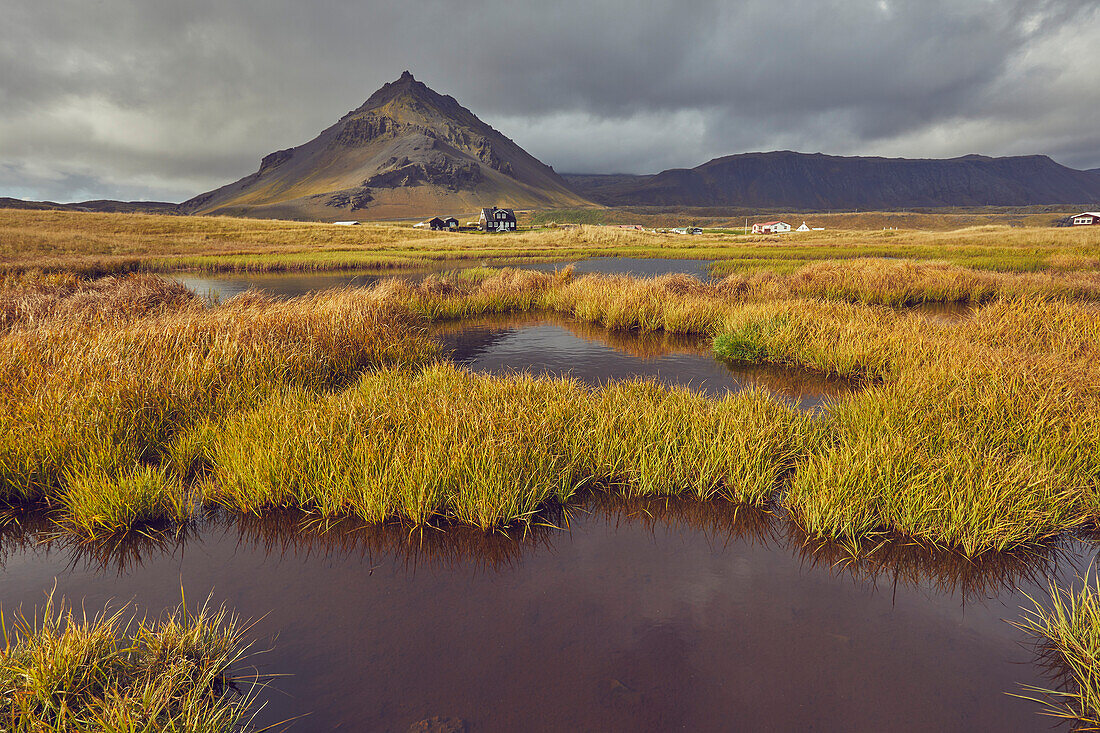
[1,0,1098,200]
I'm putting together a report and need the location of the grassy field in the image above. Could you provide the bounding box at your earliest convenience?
[3,208,1100,277]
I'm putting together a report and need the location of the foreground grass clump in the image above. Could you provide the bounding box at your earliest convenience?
[0,271,200,331]
[785,370,1100,554]
[0,277,437,534]
[0,594,265,732]
[1014,578,1100,728]
[208,364,807,529]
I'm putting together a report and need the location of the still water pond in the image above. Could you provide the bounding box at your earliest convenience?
[434,313,853,411]
[2,504,1089,731]
[172,258,716,303]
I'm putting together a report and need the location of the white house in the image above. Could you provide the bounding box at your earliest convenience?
[796,222,810,232]
[1071,212,1100,226]
[752,221,791,234]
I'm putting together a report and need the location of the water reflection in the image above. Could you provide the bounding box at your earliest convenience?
[1,500,1089,731]
[173,269,443,304]
[4,502,1084,609]
[172,258,716,304]
[433,312,856,410]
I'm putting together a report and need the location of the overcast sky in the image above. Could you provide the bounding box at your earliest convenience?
[2,0,1099,202]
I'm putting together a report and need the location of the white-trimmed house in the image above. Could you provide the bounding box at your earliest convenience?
[752,221,791,234]
[1072,212,1100,226]
[796,222,810,232]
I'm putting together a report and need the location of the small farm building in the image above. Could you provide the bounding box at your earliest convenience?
[480,207,517,231]
[442,216,460,229]
[752,221,791,234]
[428,217,447,230]
[1072,212,1100,226]
[796,222,810,232]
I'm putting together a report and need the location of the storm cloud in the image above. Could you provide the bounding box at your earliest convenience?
[2,0,1098,202]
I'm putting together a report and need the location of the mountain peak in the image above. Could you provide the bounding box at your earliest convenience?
[181,73,592,220]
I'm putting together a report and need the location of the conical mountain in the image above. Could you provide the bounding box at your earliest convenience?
[182,71,592,220]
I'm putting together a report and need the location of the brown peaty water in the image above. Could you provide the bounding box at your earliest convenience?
[433,313,856,411]
[0,502,1088,732]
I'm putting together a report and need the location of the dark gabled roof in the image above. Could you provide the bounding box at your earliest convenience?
[442,216,459,223]
[428,216,445,225]
[480,207,517,221]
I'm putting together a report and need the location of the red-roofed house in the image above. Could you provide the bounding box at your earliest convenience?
[752,221,791,234]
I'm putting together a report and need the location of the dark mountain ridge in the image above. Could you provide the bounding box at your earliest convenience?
[565,151,1100,209]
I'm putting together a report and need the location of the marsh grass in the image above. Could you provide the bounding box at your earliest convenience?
[0,593,269,732]
[208,364,807,529]
[4,267,1100,556]
[1014,576,1100,729]
[0,278,438,537]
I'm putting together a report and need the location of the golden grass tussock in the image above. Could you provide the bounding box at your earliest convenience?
[778,258,1100,305]
[1013,577,1100,728]
[0,593,267,731]
[0,282,438,530]
[207,364,807,529]
[0,271,201,331]
[784,368,1100,554]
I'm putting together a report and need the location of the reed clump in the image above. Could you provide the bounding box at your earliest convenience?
[0,283,437,536]
[0,593,266,732]
[207,364,807,529]
[1014,577,1100,728]
[0,271,201,331]
[779,258,1100,305]
[766,296,1100,554]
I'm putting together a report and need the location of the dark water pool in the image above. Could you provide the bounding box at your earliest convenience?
[173,258,716,303]
[174,270,439,303]
[434,313,854,411]
[2,503,1089,731]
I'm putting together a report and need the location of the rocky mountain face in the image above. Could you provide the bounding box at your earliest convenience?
[565,152,1100,209]
[181,71,592,220]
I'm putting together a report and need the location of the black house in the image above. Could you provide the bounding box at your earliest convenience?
[442,216,460,229]
[428,217,447,230]
[479,207,517,232]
